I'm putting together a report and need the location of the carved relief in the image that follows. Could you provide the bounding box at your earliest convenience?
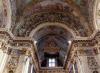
[87,56,99,73]
[0,1,99,72]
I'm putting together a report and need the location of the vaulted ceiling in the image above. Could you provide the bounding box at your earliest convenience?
[0,0,98,68]
[10,0,94,37]
[0,0,96,37]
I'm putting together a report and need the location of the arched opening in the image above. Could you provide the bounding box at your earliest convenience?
[32,25,73,68]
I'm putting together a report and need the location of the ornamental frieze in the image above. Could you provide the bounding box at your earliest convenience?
[9,40,32,48]
[72,31,100,48]
[76,48,98,56]
[73,40,97,47]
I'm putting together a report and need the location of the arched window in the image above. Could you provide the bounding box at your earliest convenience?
[48,58,56,67]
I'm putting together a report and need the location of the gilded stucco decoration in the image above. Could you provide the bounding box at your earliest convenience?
[0,0,99,73]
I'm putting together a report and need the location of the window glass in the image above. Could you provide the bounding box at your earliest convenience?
[49,58,56,67]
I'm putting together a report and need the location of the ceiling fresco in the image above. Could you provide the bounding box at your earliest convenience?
[0,0,96,37]
[0,0,92,37]
[0,0,98,68]
[8,0,94,37]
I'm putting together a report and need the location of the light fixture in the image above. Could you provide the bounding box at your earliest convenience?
[68,40,71,44]
[34,40,37,44]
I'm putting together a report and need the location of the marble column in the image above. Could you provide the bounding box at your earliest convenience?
[95,48,100,73]
[73,64,76,73]
[76,56,86,73]
[22,56,31,73]
[15,55,26,73]
[0,49,9,73]
[31,64,34,73]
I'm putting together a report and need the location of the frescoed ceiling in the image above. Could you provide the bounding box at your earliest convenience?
[0,0,98,68]
[0,0,96,37]
[6,0,95,37]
